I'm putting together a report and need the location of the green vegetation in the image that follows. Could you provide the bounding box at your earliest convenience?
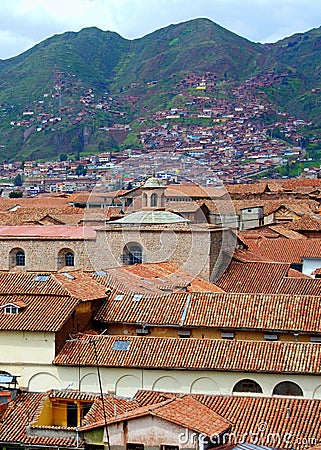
[1,18,321,161]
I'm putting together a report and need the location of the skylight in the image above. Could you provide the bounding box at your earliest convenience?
[62,272,75,280]
[112,340,130,351]
[132,294,143,302]
[94,271,107,276]
[114,294,124,301]
[34,275,49,282]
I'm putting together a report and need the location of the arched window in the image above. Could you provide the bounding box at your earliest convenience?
[273,381,303,397]
[9,248,26,269]
[122,244,143,265]
[233,379,263,394]
[142,193,148,208]
[57,248,75,269]
[151,193,158,207]
[65,252,75,267]
[16,251,25,266]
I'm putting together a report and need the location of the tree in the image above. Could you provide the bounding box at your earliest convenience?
[9,191,23,198]
[75,164,87,176]
[14,174,23,186]
[59,153,67,162]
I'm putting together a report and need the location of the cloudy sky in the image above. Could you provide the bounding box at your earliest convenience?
[1,0,321,59]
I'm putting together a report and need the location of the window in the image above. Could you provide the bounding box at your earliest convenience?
[114,294,124,301]
[34,275,49,282]
[62,272,75,280]
[122,244,143,266]
[233,379,263,394]
[67,403,77,427]
[65,252,75,267]
[161,446,179,450]
[132,294,143,302]
[273,381,303,396]
[3,305,19,315]
[112,340,130,351]
[178,330,191,338]
[151,193,158,207]
[16,251,25,266]
[129,246,142,265]
[221,332,235,339]
[264,333,278,341]
[127,444,144,450]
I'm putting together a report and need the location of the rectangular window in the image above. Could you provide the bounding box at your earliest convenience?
[178,330,191,338]
[221,332,235,339]
[161,446,179,450]
[67,403,78,427]
[127,444,144,450]
[264,333,278,341]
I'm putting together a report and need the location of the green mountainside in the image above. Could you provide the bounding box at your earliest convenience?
[1,18,321,162]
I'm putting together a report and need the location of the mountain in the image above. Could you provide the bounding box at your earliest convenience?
[0,18,321,162]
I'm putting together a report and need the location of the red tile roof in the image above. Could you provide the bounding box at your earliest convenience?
[0,293,79,331]
[0,392,80,448]
[134,391,321,450]
[95,291,321,333]
[216,261,293,293]
[81,396,231,437]
[54,335,321,375]
[244,237,321,264]
[0,271,106,301]
[94,262,223,294]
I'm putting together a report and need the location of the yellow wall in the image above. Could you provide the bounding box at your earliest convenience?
[106,323,311,342]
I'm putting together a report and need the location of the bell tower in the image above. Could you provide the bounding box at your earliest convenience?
[141,176,166,210]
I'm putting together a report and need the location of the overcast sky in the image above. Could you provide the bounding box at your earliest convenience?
[1,0,321,59]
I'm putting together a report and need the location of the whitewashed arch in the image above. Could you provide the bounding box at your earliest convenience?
[152,376,181,393]
[313,385,321,399]
[190,377,220,395]
[28,372,60,391]
[115,374,141,398]
[80,372,99,394]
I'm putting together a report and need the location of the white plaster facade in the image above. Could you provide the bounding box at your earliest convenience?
[2,355,321,400]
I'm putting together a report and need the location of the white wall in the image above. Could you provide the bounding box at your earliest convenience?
[2,360,321,399]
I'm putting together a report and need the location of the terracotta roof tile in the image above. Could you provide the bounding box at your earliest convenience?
[93,262,223,294]
[216,261,292,293]
[54,335,321,375]
[0,293,79,331]
[0,392,80,447]
[245,237,321,264]
[95,291,321,333]
[135,391,321,450]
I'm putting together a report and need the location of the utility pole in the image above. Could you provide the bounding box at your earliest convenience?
[91,338,111,450]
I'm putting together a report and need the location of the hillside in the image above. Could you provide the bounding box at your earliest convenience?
[0,18,321,162]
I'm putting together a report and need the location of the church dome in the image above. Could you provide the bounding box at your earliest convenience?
[114,210,188,224]
[142,177,165,189]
